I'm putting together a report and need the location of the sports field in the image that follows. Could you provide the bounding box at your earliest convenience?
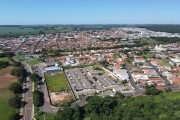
[45,72,69,92]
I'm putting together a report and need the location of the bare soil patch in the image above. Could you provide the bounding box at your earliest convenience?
[0,67,17,89]
[50,91,74,103]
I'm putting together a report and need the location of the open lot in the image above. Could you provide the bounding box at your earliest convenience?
[27,58,43,65]
[0,67,18,120]
[45,72,69,92]
[16,54,32,61]
[141,53,153,58]
[50,91,74,103]
[0,67,17,88]
[159,59,171,66]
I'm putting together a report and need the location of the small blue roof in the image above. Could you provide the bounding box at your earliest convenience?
[44,66,61,72]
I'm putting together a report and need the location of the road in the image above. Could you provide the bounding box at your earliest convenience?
[34,67,60,113]
[12,56,34,120]
[125,65,145,95]
[146,59,174,89]
[21,77,34,120]
[125,65,139,90]
[40,78,59,113]
[14,36,29,54]
[33,35,46,53]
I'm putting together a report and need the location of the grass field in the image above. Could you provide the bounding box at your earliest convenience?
[141,53,153,58]
[140,39,160,45]
[0,67,18,120]
[35,113,55,120]
[0,27,39,36]
[159,59,171,66]
[0,26,72,37]
[0,57,14,64]
[16,54,32,60]
[45,72,69,92]
[27,59,43,65]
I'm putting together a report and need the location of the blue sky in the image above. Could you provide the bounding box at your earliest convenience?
[0,0,180,25]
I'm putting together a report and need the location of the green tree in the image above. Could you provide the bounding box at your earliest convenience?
[33,90,44,107]
[9,82,23,94]
[9,112,20,120]
[8,95,22,108]
[11,67,27,78]
[0,61,9,69]
[30,73,41,82]
[56,107,74,120]
[145,86,163,95]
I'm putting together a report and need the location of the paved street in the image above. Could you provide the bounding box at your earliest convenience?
[146,60,174,89]
[125,65,139,90]
[14,37,29,54]
[21,77,34,120]
[126,65,145,95]
[40,78,59,113]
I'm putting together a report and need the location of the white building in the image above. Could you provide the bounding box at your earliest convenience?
[113,69,129,81]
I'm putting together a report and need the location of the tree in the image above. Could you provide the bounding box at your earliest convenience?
[8,95,21,108]
[121,80,128,85]
[72,106,81,120]
[9,112,20,120]
[9,82,23,94]
[11,67,27,78]
[145,86,163,95]
[30,73,41,82]
[56,107,74,120]
[33,90,44,107]
[0,61,9,69]
[17,77,24,84]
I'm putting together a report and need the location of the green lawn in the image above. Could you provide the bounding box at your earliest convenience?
[141,53,153,58]
[45,72,69,92]
[35,113,55,120]
[0,57,14,64]
[0,88,19,120]
[0,66,19,120]
[16,54,31,61]
[27,59,43,65]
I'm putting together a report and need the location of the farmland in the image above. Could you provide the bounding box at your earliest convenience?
[0,26,72,37]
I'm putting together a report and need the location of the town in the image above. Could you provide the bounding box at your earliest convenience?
[0,26,180,120]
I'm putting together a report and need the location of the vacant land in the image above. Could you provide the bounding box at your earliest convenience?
[16,54,32,61]
[159,59,171,66]
[27,59,43,65]
[0,67,18,120]
[0,67,17,88]
[50,91,74,103]
[141,53,153,58]
[45,72,69,92]
[139,39,159,45]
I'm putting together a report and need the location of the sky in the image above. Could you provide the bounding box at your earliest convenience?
[0,0,180,25]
